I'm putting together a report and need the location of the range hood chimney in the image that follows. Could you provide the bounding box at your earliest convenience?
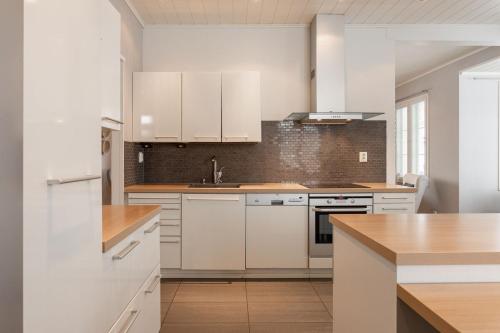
[285,15,382,124]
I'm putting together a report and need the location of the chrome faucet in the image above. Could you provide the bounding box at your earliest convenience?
[211,156,224,184]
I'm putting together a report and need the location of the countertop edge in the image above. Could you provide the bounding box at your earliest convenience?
[397,284,454,333]
[329,215,398,264]
[102,206,161,253]
[124,183,417,194]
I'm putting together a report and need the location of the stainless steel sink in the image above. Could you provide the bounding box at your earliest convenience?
[188,183,241,188]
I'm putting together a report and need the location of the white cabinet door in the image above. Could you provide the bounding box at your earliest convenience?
[222,72,262,142]
[345,28,395,117]
[101,0,121,130]
[133,72,182,142]
[182,194,245,270]
[24,0,106,331]
[182,72,222,142]
[246,206,308,269]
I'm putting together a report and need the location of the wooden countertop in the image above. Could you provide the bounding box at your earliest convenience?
[329,214,500,265]
[124,182,416,194]
[102,205,160,253]
[398,283,500,332]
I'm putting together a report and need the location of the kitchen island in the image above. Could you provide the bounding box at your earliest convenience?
[329,214,500,333]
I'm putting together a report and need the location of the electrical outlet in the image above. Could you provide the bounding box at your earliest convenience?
[359,152,368,163]
[138,152,144,164]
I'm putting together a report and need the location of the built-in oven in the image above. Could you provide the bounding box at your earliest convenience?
[309,193,373,259]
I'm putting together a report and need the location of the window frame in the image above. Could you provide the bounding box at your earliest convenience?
[395,93,430,180]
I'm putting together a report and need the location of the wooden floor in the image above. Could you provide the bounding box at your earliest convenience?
[160,279,333,333]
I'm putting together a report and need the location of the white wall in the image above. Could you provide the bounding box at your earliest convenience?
[143,25,310,121]
[110,0,143,142]
[0,0,23,330]
[397,47,500,213]
[459,76,500,212]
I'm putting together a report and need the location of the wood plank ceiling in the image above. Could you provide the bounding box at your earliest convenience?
[129,0,500,25]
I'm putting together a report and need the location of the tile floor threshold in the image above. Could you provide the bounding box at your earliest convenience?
[160,278,333,333]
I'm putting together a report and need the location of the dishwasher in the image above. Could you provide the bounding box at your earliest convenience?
[246,194,309,269]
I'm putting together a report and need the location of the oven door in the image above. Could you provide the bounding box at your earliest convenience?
[309,206,372,258]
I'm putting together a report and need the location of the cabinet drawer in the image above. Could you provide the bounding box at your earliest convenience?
[141,218,161,280]
[160,236,181,269]
[128,192,181,200]
[160,221,181,236]
[130,266,161,333]
[107,292,141,333]
[160,209,181,220]
[108,266,161,333]
[374,203,415,214]
[374,193,415,204]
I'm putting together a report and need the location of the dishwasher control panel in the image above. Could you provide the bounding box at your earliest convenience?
[246,194,308,206]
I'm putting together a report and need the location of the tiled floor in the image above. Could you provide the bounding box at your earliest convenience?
[160,279,333,333]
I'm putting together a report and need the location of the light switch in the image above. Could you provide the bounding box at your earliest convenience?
[138,152,144,163]
[359,152,368,163]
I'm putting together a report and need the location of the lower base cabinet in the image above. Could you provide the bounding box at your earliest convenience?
[182,194,246,270]
[104,213,160,333]
[108,265,161,333]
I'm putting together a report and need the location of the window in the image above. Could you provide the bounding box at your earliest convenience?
[396,93,428,181]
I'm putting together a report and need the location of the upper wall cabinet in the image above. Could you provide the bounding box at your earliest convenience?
[182,72,222,142]
[133,72,182,142]
[222,72,262,142]
[345,28,395,116]
[132,71,262,143]
[100,0,121,130]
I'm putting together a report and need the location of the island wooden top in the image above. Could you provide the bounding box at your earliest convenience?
[124,182,415,194]
[102,205,160,253]
[398,283,500,332]
[329,214,500,265]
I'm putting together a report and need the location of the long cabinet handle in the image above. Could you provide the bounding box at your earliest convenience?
[112,241,140,260]
[102,116,124,125]
[313,208,371,213]
[119,310,140,333]
[47,175,101,185]
[381,197,409,200]
[194,136,219,140]
[161,223,180,227]
[381,208,409,211]
[155,135,179,138]
[145,275,161,294]
[160,240,180,244]
[144,222,160,234]
[186,196,240,201]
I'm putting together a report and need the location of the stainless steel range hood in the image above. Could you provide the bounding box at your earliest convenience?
[285,15,382,124]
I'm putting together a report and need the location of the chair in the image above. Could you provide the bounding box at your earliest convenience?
[403,173,429,213]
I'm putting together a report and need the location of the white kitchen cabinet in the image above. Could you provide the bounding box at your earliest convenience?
[246,205,308,269]
[108,265,161,333]
[128,192,182,270]
[373,192,416,213]
[345,28,395,117]
[133,72,182,142]
[182,194,246,270]
[182,72,222,142]
[102,213,160,331]
[222,72,262,142]
[24,0,106,331]
[101,0,122,130]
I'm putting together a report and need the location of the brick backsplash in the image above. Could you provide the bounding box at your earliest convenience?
[124,120,386,185]
[124,142,144,186]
